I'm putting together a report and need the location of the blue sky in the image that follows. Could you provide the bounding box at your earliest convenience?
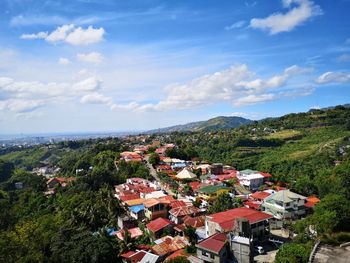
[0,0,350,134]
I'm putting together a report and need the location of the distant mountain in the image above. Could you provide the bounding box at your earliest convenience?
[148,116,253,133]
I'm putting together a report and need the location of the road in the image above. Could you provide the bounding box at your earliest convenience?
[144,156,177,197]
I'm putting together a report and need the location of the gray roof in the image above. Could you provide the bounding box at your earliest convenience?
[267,190,306,203]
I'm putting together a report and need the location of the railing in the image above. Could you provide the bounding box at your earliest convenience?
[308,240,320,263]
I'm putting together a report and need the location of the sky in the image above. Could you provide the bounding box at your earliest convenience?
[0,0,350,134]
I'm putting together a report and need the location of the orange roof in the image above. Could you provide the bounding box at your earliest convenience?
[114,227,143,240]
[151,236,187,256]
[307,196,321,204]
[250,191,271,200]
[125,198,145,206]
[144,198,170,208]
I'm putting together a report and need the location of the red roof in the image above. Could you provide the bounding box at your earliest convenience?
[208,207,273,231]
[120,193,141,201]
[121,251,137,259]
[258,172,272,178]
[169,206,200,218]
[244,201,261,210]
[147,217,172,233]
[183,215,205,228]
[165,249,186,261]
[250,191,271,201]
[114,227,143,240]
[196,233,227,254]
[129,251,146,262]
[170,200,187,209]
[189,181,202,192]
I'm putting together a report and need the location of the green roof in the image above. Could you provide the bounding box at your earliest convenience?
[240,169,258,175]
[198,185,231,194]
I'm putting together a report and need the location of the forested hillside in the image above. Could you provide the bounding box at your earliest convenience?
[160,106,350,196]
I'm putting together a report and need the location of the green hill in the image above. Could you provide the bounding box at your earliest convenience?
[148,116,252,133]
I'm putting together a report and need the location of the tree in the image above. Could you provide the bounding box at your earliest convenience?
[0,160,14,182]
[208,192,242,214]
[311,194,350,233]
[167,256,190,263]
[148,153,160,166]
[184,226,197,246]
[275,243,310,263]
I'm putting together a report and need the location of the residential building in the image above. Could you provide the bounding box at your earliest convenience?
[205,207,272,241]
[169,206,201,224]
[262,189,307,220]
[147,218,173,238]
[195,233,229,263]
[144,198,170,220]
[237,172,264,191]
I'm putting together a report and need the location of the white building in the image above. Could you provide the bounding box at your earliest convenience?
[237,173,264,191]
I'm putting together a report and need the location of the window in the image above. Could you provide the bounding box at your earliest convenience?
[202,251,208,256]
[210,254,215,259]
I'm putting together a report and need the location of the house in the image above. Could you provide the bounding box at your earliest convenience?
[47,177,75,189]
[121,250,159,263]
[184,215,205,229]
[169,206,201,224]
[197,185,231,200]
[114,227,143,240]
[205,207,273,241]
[237,172,264,191]
[120,151,143,162]
[195,233,229,263]
[147,217,173,238]
[175,168,197,180]
[250,191,271,202]
[129,204,145,220]
[144,198,170,220]
[151,236,187,259]
[262,189,307,220]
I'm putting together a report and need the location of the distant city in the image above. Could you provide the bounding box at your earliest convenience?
[0,131,141,147]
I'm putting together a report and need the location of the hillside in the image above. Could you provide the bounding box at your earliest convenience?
[148,116,252,133]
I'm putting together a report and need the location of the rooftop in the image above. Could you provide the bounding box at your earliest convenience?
[207,207,273,231]
[147,217,172,233]
[196,233,227,254]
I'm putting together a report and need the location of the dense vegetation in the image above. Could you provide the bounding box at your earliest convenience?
[0,137,150,263]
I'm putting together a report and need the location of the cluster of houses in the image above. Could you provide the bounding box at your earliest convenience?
[112,142,321,263]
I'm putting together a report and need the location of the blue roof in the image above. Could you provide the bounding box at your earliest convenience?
[172,163,187,168]
[129,204,144,214]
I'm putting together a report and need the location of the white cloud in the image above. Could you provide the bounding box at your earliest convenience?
[72,77,102,92]
[250,0,322,34]
[58,57,71,65]
[0,99,44,113]
[20,32,48,39]
[20,24,105,46]
[337,54,350,62]
[225,20,246,30]
[316,72,350,84]
[0,75,104,114]
[65,26,105,45]
[77,52,104,64]
[233,94,275,106]
[80,92,113,105]
[107,64,312,112]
